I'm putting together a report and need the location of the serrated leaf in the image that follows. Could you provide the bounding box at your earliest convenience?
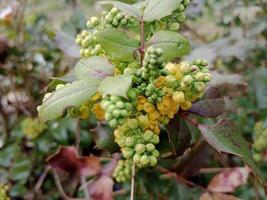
[198,119,267,192]
[74,56,114,83]
[99,75,132,97]
[38,80,98,122]
[95,29,139,62]
[189,98,226,118]
[147,31,190,60]
[55,31,80,58]
[100,1,142,20]
[252,67,267,109]
[143,0,182,22]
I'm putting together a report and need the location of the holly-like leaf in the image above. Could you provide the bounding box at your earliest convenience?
[95,29,139,62]
[208,166,251,193]
[147,31,190,60]
[189,98,226,118]
[99,75,132,97]
[47,146,101,176]
[100,1,142,20]
[143,0,182,22]
[200,192,241,200]
[166,116,191,157]
[38,80,98,122]
[74,56,114,83]
[198,119,267,191]
[55,31,80,58]
[252,67,267,109]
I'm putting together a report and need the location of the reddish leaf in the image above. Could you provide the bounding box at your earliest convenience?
[208,166,250,193]
[200,192,241,200]
[89,176,114,200]
[47,146,101,176]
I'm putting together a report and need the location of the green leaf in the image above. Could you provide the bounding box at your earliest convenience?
[38,80,98,122]
[74,56,114,83]
[147,30,190,60]
[100,1,142,20]
[199,119,267,191]
[10,155,32,182]
[143,0,182,22]
[99,75,132,97]
[95,29,139,62]
[252,67,267,109]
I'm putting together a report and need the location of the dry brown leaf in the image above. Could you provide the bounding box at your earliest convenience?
[200,192,241,200]
[208,166,250,193]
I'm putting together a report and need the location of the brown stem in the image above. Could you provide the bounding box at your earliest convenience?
[81,176,90,200]
[52,169,86,200]
[179,113,199,127]
[33,166,51,196]
[139,16,145,67]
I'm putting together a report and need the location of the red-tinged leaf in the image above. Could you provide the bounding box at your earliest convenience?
[56,31,80,58]
[198,119,267,193]
[89,176,114,200]
[47,146,101,177]
[199,192,241,200]
[189,98,225,118]
[208,166,251,193]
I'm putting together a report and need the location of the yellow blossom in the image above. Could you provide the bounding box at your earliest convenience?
[180,101,192,110]
[92,104,105,120]
[137,95,147,111]
[91,92,102,101]
[155,76,166,88]
[144,102,156,113]
[79,105,90,119]
[165,63,177,75]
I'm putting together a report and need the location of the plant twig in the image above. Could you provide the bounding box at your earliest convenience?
[139,16,145,67]
[130,163,136,200]
[52,169,86,200]
[34,166,51,195]
[81,176,90,200]
[179,113,199,127]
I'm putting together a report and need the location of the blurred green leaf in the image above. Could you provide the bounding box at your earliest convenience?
[143,0,182,22]
[38,80,98,122]
[95,29,139,62]
[147,31,190,60]
[99,75,132,97]
[74,56,114,83]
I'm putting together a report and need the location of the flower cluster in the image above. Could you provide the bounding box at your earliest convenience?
[87,7,135,29]
[0,184,10,200]
[76,31,102,58]
[100,95,133,128]
[114,119,160,168]
[253,121,267,161]
[22,118,47,139]
[167,0,192,31]
[113,160,132,183]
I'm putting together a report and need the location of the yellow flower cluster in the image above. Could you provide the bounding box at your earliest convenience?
[0,184,10,200]
[21,118,47,139]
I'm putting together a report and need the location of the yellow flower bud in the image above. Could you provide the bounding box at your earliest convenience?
[165,63,177,75]
[172,91,185,103]
[180,101,192,110]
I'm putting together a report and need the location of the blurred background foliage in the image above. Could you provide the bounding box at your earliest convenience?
[0,0,266,199]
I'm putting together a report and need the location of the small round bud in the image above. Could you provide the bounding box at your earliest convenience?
[150,156,157,166]
[109,119,118,128]
[180,101,192,110]
[140,155,150,166]
[152,135,160,144]
[172,91,185,103]
[146,143,155,152]
[90,16,100,26]
[135,144,146,154]
[152,149,160,157]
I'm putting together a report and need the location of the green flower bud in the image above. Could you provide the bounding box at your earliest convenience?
[90,16,100,26]
[127,119,138,129]
[146,143,155,152]
[125,137,135,147]
[152,149,160,157]
[122,148,134,159]
[140,155,150,166]
[105,113,113,121]
[112,109,121,118]
[177,13,186,23]
[111,7,119,15]
[150,156,157,166]
[110,96,121,103]
[120,109,129,117]
[133,153,141,163]
[152,135,160,144]
[105,14,113,23]
[143,130,154,142]
[169,22,180,31]
[107,104,116,113]
[116,101,125,109]
[135,143,146,154]
[194,82,205,92]
[127,88,137,100]
[182,75,193,85]
[109,119,118,128]
[195,72,205,81]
